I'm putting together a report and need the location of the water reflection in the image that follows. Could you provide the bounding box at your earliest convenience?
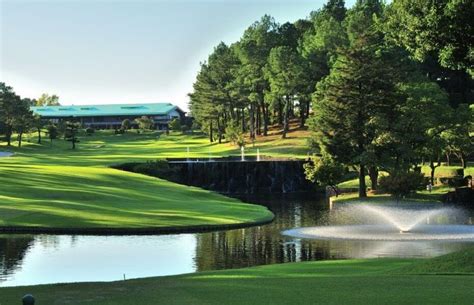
[0,194,473,287]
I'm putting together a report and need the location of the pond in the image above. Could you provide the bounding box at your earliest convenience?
[1,194,473,287]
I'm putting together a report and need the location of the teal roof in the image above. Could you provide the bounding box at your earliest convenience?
[31,103,183,118]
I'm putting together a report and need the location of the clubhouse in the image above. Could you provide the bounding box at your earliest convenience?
[31,102,186,130]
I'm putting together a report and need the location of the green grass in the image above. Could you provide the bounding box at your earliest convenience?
[332,184,453,204]
[0,131,284,230]
[1,248,473,305]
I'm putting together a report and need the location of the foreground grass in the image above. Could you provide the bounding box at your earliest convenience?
[1,248,473,305]
[0,132,287,230]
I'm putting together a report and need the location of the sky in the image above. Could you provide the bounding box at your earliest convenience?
[0,0,355,111]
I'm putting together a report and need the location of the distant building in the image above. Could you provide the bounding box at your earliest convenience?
[31,103,186,130]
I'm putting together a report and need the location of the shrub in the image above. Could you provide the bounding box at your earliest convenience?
[379,171,426,197]
[225,121,245,147]
[132,160,179,181]
[180,125,189,134]
[168,118,181,131]
[85,127,95,135]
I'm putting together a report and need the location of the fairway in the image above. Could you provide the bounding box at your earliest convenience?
[0,132,278,232]
[1,249,473,305]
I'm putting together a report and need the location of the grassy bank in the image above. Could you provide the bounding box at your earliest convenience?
[332,185,454,204]
[1,248,473,305]
[0,131,286,231]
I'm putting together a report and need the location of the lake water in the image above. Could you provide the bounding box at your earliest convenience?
[1,194,473,287]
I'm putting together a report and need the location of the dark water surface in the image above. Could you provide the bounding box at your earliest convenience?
[1,194,473,287]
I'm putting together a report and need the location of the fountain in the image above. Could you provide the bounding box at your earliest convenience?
[186,146,190,162]
[241,146,245,162]
[283,204,474,241]
[257,149,260,162]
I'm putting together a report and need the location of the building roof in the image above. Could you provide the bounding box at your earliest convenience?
[31,103,184,118]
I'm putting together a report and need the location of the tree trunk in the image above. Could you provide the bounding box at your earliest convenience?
[6,125,12,146]
[282,97,290,139]
[446,153,451,166]
[359,164,367,198]
[18,132,23,148]
[299,100,306,128]
[256,105,261,136]
[241,108,246,133]
[217,117,222,144]
[429,159,440,186]
[209,121,214,143]
[72,139,76,149]
[368,166,378,191]
[249,104,255,140]
[278,100,283,126]
[461,154,466,169]
[306,100,310,118]
[37,128,42,144]
[260,100,268,136]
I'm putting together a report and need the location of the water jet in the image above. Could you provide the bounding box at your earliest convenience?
[283,204,474,241]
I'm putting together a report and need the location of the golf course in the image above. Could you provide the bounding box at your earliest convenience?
[0,248,473,305]
[0,131,286,232]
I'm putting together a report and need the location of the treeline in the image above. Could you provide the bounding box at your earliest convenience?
[189,0,473,145]
[0,83,73,147]
[189,0,473,197]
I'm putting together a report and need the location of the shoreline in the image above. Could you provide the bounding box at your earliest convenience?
[0,215,274,236]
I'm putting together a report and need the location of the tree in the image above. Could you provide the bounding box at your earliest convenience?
[32,114,44,144]
[46,124,58,147]
[121,119,131,132]
[235,15,280,137]
[134,116,154,131]
[168,118,182,132]
[225,119,245,147]
[189,42,241,143]
[304,156,345,196]
[265,46,306,138]
[65,121,80,149]
[0,83,27,146]
[36,94,60,106]
[384,0,474,75]
[310,2,401,198]
[441,104,473,168]
[13,104,34,147]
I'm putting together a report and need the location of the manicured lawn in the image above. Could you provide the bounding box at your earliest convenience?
[1,248,473,305]
[0,131,286,231]
[332,185,453,204]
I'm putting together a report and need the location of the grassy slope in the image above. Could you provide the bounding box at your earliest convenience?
[1,131,298,229]
[1,248,473,305]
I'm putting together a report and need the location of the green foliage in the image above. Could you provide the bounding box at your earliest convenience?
[131,160,180,182]
[379,171,426,197]
[45,124,58,146]
[168,118,182,131]
[384,0,473,75]
[85,127,95,135]
[304,157,345,192]
[121,119,131,132]
[134,116,154,131]
[310,15,401,197]
[64,121,81,149]
[225,120,245,147]
[35,93,60,106]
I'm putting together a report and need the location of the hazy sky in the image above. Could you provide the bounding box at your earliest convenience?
[1,0,355,111]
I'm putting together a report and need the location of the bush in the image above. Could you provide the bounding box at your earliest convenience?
[180,125,189,134]
[132,160,179,181]
[225,121,245,147]
[85,127,95,135]
[168,118,181,131]
[379,171,426,197]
